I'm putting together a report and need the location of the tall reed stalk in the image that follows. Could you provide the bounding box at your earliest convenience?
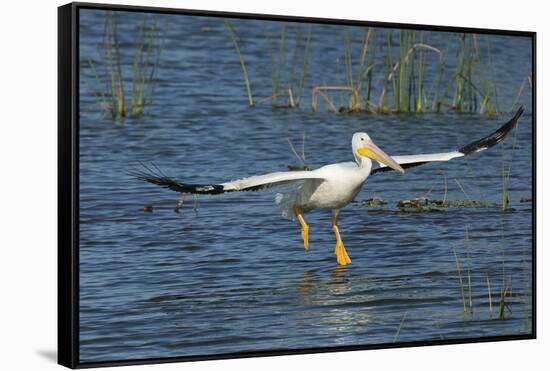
[499,113,520,211]
[85,12,162,120]
[223,26,507,116]
[464,225,473,314]
[224,20,254,106]
[452,247,467,317]
[265,24,312,108]
[224,19,254,106]
[296,25,313,106]
[272,24,287,107]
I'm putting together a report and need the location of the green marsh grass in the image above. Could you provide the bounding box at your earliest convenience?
[341,27,377,111]
[499,114,521,211]
[271,24,286,107]
[356,28,375,104]
[442,173,448,204]
[393,312,408,343]
[264,24,313,108]
[377,30,443,113]
[446,221,527,322]
[296,26,313,106]
[129,16,162,117]
[486,273,493,319]
[452,247,467,317]
[311,86,361,112]
[224,20,254,106]
[287,132,310,170]
[497,222,511,320]
[221,25,513,116]
[454,179,477,208]
[85,12,162,120]
[464,225,473,315]
[452,34,476,112]
[360,196,387,207]
[501,146,510,211]
[511,75,532,111]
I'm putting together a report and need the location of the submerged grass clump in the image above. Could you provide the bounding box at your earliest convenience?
[360,196,387,207]
[395,197,492,212]
[84,12,163,120]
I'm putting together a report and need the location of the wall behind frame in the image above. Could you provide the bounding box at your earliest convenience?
[0,1,546,371]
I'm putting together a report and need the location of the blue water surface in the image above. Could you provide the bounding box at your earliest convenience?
[78,9,533,363]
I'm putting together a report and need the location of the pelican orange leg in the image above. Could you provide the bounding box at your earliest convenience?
[294,207,309,251]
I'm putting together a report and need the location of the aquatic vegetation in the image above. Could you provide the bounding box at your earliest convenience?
[223,24,516,116]
[359,195,506,212]
[451,34,476,112]
[500,117,521,211]
[393,312,408,343]
[84,12,163,119]
[271,24,286,107]
[448,222,526,321]
[395,197,492,212]
[454,179,476,208]
[264,23,313,108]
[224,20,254,106]
[511,75,532,111]
[311,86,361,112]
[486,274,493,319]
[452,247,467,316]
[464,226,473,315]
[139,204,153,212]
[287,132,310,171]
[360,196,387,207]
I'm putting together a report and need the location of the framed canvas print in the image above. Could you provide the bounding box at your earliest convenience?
[58,2,536,368]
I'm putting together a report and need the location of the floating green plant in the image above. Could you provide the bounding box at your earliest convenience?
[360,196,387,207]
[395,197,493,212]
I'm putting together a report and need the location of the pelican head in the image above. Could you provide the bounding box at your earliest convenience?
[352,132,405,174]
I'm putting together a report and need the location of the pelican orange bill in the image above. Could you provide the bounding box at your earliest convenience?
[357,142,405,174]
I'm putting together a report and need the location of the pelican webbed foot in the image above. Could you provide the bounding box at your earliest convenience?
[332,212,351,266]
[334,239,352,266]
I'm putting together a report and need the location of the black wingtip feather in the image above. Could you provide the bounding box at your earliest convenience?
[129,163,225,195]
[371,107,524,176]
[458,106,524,155]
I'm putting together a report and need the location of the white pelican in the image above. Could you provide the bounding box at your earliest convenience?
[135,107,523,266]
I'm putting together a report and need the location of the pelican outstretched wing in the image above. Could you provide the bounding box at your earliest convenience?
[131,164,325,195]
[372,106,524,174]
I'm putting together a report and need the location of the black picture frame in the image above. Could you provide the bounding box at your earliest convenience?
[58,2,537,368]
